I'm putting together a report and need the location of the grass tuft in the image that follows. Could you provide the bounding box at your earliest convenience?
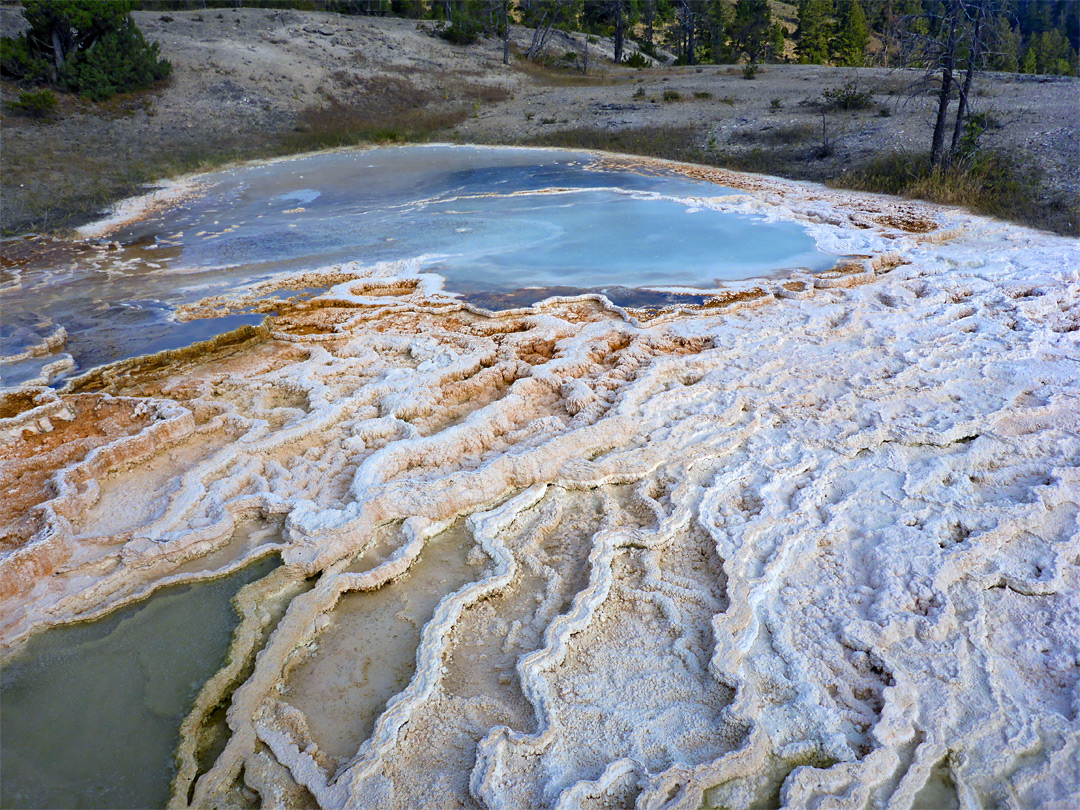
[513,59,623,87]
[732,124,816,146]
[832,151,1078,235]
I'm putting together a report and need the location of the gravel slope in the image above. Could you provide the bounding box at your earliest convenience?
[1,6,1078,234]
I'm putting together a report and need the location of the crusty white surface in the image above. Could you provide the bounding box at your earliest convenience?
[2,161,1078,810]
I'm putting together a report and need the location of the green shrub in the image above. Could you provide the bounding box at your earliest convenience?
[59,17,171,101]
[819,81,874,110]
[694,91,712,100]
[770,97,783,110]
[662,89,681,102]
[957,112,1001,158]
[7,88,58,118]
[0,36,49,84]
[634,39,659,60]
[623,51,649,69]
[437,11,480,46]
[742,63,758,79]
[2,3,170,102]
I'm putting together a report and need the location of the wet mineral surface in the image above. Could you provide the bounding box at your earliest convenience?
[1,149,1077,810]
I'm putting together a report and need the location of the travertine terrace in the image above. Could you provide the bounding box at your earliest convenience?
[1,157,1078,809]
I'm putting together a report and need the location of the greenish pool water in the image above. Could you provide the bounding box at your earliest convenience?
[0,557,278,810]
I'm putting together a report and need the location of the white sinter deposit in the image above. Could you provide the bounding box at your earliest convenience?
[1,155,1078,810]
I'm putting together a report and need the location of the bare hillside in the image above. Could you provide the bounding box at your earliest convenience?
[2,6,1077,235]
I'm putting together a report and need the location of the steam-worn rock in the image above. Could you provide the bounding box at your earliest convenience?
[1,164,1077,810]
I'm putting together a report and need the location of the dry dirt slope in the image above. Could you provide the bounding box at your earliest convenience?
[1,5,1078,235]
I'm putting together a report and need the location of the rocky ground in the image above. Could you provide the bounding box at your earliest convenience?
[2,6,1078,236]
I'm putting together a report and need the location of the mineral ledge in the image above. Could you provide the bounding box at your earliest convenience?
[1,162,1078,810]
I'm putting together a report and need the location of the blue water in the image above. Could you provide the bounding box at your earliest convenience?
[118,145,831,289]
[0,145,834,385]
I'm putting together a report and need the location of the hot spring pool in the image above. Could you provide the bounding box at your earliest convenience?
[0,145,835,387]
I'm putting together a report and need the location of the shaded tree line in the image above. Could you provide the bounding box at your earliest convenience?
[1,1,171,100]
[130,1,1076,74]
[796,0,1077,74]
[7,0,1073,89]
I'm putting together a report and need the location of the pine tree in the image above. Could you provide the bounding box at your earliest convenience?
[1032,29,1078,75]
[770,22,787,61]
[727,0,773,64]
[0,0,170,98]
[833,0,869,66]
[1020,42,1037,73]
[988,12,1020,72]
[795,0,834,64]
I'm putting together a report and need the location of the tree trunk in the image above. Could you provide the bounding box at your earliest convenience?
[949,60,975,159]
[681,1,696,65]
[614,0,624,63]
[949,6,985,159]
[526,9,550,59]
[645,0,654,46]
[50,29,65,81]
[502,1,510,64]
[930,0,961,168]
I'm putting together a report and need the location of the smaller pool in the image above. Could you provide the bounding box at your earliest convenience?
[0,557,278,810]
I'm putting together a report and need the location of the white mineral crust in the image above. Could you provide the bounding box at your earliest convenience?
[1,164,1078,810]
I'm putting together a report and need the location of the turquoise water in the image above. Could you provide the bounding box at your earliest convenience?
[1,145,834,385]
[0,558,277,810]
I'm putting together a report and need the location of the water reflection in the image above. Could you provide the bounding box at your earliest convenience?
[1,145,834,386]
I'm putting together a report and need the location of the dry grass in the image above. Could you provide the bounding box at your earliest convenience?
[520,125,822,180]
[513,58,626,87]
[832,151,1079,236]
[521,125,704,163]
[288,101,469,149]
[521,125,1078,236]
[288,73,508,149]
[288,74,472,148]
[732,123,816,146]
[0,73,500,235]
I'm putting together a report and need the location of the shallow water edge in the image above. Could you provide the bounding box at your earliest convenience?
[0,556,279,810]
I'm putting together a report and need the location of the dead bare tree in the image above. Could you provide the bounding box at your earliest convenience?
[948,0,996,158]
[522,0,579,61]
[930,0,962,167]
[522,1,556,60]
[498,0,511,64]
[898,0,1003,168]
[581,20,590,73]
[676,0,697,65]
